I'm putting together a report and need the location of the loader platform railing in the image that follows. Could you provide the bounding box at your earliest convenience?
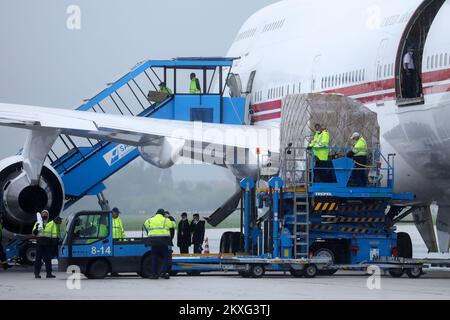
[283,146,396,192]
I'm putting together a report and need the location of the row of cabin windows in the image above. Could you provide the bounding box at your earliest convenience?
[262,19,285,33]
[321,69,366,89]
[235,27,257,42]
[253,83,302,103]
[377,63,395,79]
[426,52,450,70]
[235,19,286,43]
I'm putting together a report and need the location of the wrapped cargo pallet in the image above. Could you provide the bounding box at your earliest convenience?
[279,93,380,181]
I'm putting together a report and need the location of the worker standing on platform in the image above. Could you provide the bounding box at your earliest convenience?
[32,210,60,279]
[403,46,417,98]
[177,212,191,254]
[158,82,173,96]
[308,123,331,182]
[348,132,369,187]
[189,73,201,94]
[0,216,11,270]
[146,209,172,279]
[191,214,205,254]
[112,207,125,240]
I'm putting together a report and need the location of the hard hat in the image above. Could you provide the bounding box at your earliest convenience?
[156,208,165,215]
[112,207,120,214]
[41,210,49,216]
[351,132,361,140]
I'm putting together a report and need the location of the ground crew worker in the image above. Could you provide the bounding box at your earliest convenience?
[190,214,205,254]
[158,82,173,95]
[146,208,172,279]
[112,207,125,240]
[189,73,201,94]
[308,123,331,182]
[32,210,60,279]
[177,212,191,254]
[403,46,417,98]
[348,132,368,187]
[0,216,11,270]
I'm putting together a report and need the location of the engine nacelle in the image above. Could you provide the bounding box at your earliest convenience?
[139,137,185,169]
[0,156,64,235]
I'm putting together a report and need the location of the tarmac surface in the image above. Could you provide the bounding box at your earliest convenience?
[1,225,449,300]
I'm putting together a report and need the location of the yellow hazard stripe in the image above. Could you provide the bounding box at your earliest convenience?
[314,202,322,211]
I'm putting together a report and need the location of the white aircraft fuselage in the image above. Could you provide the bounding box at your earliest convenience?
[227,0,450,206]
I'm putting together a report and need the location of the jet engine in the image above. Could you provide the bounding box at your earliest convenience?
[0,156,64,235]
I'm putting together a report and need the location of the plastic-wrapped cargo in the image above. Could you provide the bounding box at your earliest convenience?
[280,93,380,152]
[279,93,380,181]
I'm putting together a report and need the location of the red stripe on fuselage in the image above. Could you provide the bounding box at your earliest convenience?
[251,68,450,122]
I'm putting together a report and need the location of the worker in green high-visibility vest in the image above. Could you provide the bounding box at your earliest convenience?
[348,132,369,187]
[32,211,61,279]
[158,82,173,96]
[189,73,201,94]
[308,123,331,182]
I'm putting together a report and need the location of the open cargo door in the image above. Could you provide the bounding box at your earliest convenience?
[395,0,446,106]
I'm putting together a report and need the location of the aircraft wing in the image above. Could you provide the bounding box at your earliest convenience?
[0,102,280,152]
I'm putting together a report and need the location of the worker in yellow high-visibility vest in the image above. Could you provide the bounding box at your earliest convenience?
[145,208,172,279]
[32,211,61,279]
[348,132,368,187]
[111,207,125,240]
[308,123,331,182]
[189,73,201,94]
[158,82,173,96]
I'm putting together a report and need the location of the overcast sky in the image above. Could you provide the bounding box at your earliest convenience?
[0,0,279,186]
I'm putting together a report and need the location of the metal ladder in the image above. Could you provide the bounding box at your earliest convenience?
[283,146,311,259]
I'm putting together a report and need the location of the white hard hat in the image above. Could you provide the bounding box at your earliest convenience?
[351,132,360,140]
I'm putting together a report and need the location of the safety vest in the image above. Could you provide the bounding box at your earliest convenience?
[145,214,172,237]
[190,78,201,94]
[112,217,125,240]
[160,86,172,95]
[309,130,330,161]
[32,221,60,239]
[352,136,368,157]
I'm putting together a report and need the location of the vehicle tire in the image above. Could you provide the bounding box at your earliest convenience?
[20,242,37,265]
[315,248,337,276]
[169,271,178,276]
[86,259,109,279]
[220,232,233,253]
[406,266,422,279]
[250,265,265,278]
[397,232,413,258]
[239,271,252,278]
[388,269,404,278]
[320,269,338,275]
[231,232,244,253]
[304,264,318,278]
[140,255,153,279]
[290,269,304,278]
